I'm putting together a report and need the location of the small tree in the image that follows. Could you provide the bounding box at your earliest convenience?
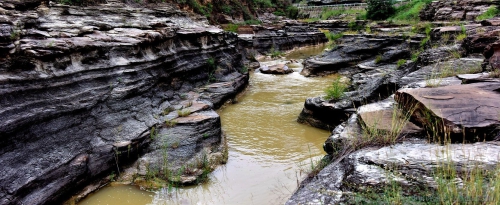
[366,0,396,20]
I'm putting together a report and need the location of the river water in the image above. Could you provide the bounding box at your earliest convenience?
[78,45,335,205]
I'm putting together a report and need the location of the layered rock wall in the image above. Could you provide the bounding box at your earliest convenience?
[420,0,499,21]
[0,2,247,205]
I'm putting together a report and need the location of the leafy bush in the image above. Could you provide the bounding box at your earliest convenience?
[366,0,396,20]
[286,6,299,19]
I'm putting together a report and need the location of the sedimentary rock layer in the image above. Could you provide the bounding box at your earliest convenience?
[0,2,247,205]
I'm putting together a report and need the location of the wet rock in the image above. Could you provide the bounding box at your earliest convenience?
[297,96,354,130]
[260,64,293,74]
[395,82,500,141]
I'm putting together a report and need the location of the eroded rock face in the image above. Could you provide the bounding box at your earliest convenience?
[395,82,500,141]
[0,2,248,205]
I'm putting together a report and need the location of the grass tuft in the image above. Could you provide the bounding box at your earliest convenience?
[324,76,349,101]
[476,6,500,21]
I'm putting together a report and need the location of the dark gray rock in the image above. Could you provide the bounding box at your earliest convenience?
[301,35,411,77]
[0,2,249,205]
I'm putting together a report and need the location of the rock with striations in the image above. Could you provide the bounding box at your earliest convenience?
[0,2,249,205]
[395,82,500,142]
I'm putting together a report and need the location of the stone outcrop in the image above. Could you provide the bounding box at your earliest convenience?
[290,85,500,204]
[0,2,248,205]
[420,0,499,21]
[396,82,500,142]
[300,34,420,77]
[288,137,500,204]
[292,17,500,204]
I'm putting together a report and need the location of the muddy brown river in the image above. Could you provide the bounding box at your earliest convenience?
[78,45,335,205]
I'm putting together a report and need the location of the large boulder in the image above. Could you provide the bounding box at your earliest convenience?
[260,64,294,74]
[395,82,500,142]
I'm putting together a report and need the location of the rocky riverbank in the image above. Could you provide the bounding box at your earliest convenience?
[0,1,333,204]
[290,2,500,204]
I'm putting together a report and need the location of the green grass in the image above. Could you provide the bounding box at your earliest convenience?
[425,61,482,87]
[397,59,407,68]
[320,29,343,49]
[358,104,416,148]
[177,109,191,117]
[224,24,239,33]
[374,55,383,64]
[476,6,500,21]
[269,47,284,59]
[324,76,348,101]
[456,33,467,41]
[389,0,432,21]
[320,8,366,20]
[165,119,177,127]
[411,50,421,62]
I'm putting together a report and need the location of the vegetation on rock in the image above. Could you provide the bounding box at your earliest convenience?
[366,0,396,20]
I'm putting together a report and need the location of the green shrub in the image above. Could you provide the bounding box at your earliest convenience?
[366,0,396,20]
[254,0,273,8]
[324,76,349,101]
[389,0,432,21]
[323,31,343,42]
[286,6,299,19]
[476,6,500,21]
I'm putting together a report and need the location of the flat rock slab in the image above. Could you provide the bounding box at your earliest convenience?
[358,97,423,137]
[176,111,218,124]
[395,82,500,140]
